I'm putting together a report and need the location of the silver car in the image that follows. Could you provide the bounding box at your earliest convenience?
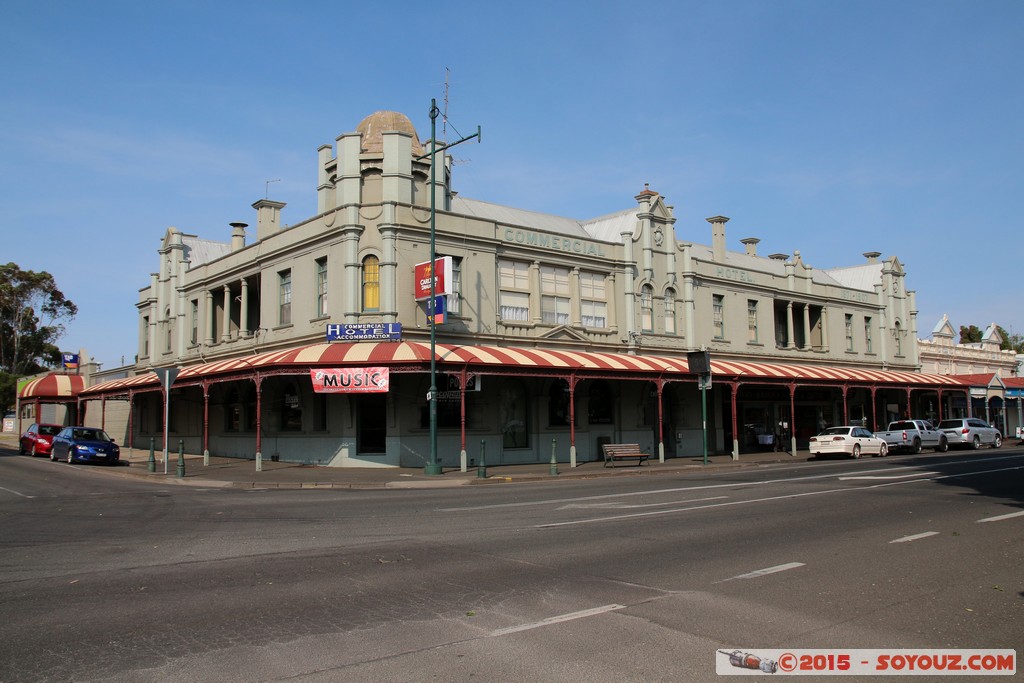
[935,418,1002,450]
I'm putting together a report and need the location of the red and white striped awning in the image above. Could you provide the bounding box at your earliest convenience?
[80,342,967,396]
[18,373,86,399]
[710,359,964,386]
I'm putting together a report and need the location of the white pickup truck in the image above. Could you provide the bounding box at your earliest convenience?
[875,419,949,454]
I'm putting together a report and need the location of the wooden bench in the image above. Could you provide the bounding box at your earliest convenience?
[602,443,650,467]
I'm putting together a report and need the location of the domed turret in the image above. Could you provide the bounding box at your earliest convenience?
[355,111,423,155]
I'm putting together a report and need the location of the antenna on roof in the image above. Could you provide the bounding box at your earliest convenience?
[441,68,472,166]
[265,179,280,198]
[442,67,450,143]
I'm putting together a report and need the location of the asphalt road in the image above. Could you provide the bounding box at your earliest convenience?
[1,447,1022,682]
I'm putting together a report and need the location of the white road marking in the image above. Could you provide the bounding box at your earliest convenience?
[889,531,940,543]
[443,457,1023,513]
[558,495,727,510]
[840,472,939,480]
[977,510,1024,523]
[489,604,626,637]
[537,463,1024,528]
[721,562,805,582]
[0,485,32,498]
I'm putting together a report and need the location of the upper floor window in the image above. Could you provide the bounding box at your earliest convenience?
[164,307,172,352]
[499,259,530,322]
[142,316,149,356]
[747,299,758,343]
[580,271,607,328]
[641,285,653,332]
[712,294,725,339]
[894,320,903,355]
[664,288,677,335]
[278,270,292,325]
[864,316,873,353]
[190,299,199,345]
[315,257,328,317]
[448,256,462,316]
[541,265,570,325]
[362,255,380,312]
[845,314,854,351]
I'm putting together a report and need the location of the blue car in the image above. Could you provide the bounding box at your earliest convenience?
[51,427,121,465]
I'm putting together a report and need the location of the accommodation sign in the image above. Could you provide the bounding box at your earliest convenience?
[326,323,402,341]
[310,368,390,393]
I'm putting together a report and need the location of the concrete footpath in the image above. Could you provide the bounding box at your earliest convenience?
[0,432,811,490]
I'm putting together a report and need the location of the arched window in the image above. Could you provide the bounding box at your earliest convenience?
[894,320,903,356]
[664,288,676,335]
[641,285,653,332]
[362,255,380,312]
[164,306,173,352]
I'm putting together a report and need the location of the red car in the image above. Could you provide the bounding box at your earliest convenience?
[19,423,63,457]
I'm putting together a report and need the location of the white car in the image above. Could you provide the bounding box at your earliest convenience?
[809,426,888,459]
[935,418,1002,450]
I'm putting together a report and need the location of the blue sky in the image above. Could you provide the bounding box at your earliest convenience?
[3,1,1022,369]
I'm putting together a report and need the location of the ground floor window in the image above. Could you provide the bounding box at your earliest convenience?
[500,380,529,449]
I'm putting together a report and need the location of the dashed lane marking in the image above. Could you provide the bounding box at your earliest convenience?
[890,531,940,543]
[719,562,806,582]
[977,510,1024,523]
[489,604,626,637]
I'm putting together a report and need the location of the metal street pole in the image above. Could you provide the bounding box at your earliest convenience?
[421,99,480,475]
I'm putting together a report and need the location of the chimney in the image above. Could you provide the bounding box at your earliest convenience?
[230,222,247,252]
[706,215,729,262]
[252,199,287,241]
[740,237,760,256]
[863,251,881,264]
[769,253,788,261]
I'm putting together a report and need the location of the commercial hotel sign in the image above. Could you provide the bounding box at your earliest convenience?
[501,228,608,258]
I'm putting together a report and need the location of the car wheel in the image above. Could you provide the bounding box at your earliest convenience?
[50,449,58,462]
[936,437,948,453]
[911,438,921,455]
[67,449,74,464]
[993,434,1002,449]
[877,443,888,457]
[852,444,861,459]
[30,443,38,457]
[972,435,981,450]
[18,442,26,455]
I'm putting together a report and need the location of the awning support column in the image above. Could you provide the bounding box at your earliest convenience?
[254,373,264,471]
[657,378,665,463]
[841,385,849,425]
[788,382,797,455]
[202,380,211,466]
[729,381,740,461]
[569,375,578,468]
[459,369,468,472]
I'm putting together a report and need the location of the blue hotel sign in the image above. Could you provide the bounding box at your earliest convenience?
[326,323,402,342]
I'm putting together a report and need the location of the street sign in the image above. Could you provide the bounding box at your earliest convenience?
[326,323,402,342]
[425,295,446,324]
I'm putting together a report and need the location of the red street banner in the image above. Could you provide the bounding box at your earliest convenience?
[310,368,390,393]
[413,256,452,300]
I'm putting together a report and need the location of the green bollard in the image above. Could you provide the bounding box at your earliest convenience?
[147,437,156,473]
[550,437,559,475]
[176,439,185,478]
[477,439,487,479]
